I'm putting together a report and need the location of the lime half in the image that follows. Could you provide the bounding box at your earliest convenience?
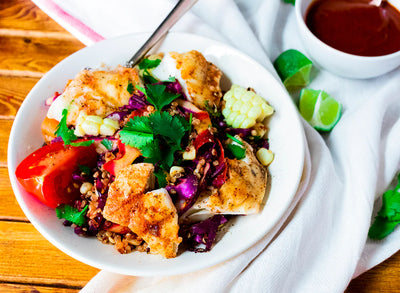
[299,89,342,132]
[273,49,313,92]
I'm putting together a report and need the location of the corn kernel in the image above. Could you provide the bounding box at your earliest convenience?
[183,145,196,160]
[81,120,101,136]
[222,84,274,129]
[80,182,93,194]
[100,124,116,136]
[103,118,119,129]
[256,148,274,166]
[170,166,185,178]
[86,115,103,125]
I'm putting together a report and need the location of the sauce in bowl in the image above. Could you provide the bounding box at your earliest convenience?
[305,0,400,56]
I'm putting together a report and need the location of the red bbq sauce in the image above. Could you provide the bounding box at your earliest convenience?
[305,0,400,56]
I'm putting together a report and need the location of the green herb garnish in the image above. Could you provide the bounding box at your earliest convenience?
[226,144,246,160]
[119,111,190,169]
[144,84,181,111]
[369,173,400,240]
[78,164,91,176]
[101,138,113,151]
[154,169,168,188]
[70,140,94,147]
[138,58,162,84]
[54,108,77,145]
[56,205,88,226]
[226,133,244,145]
[283,0,295,5]
[127,81,134,95]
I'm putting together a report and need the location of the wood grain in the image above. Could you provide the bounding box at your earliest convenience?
[0,0,66,32]
[0,168,27,221]
[0,221,99,287]
[0,283,79,293]
[0,75,39,119]
[346,250,400,292]
[0,35,84,74]
[0,120,13,165]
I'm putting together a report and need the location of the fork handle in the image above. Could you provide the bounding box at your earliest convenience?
[126,0,198,68]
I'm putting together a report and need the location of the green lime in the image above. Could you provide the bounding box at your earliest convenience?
[273,49,313,92]
[299,89,342,132]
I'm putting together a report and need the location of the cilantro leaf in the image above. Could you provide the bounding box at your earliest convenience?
[368,217,399,240]
[138,58,161,70]
[226,144,246,160]
[369,173,400,240]
[119,115,154,148]
[151,111,189,146]
[154,169,168,188]
[101,139,113,151]
[143,72,159,84]
[70,140,94,147]
[127,82,134,95]
[55,108,77,145]
[56,205,88,226]
[145,84,181,111]
[120,111,190,170]
[78,164,91,175]
[283,0,295,4]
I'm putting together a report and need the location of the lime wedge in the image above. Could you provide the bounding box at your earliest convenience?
[299,89,342,132]
[273,49,313,92]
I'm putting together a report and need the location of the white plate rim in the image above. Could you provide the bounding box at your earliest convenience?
[8,32,305,276]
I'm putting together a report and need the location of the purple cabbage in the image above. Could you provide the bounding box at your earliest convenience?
[227,127,252,138]
[120,92,150,110]
[166,174,199,215]
[106,111,130,121]
[165,80,185,97]
[188,215,228,252]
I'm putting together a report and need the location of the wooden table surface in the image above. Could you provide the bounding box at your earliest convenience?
[0,0,399,292]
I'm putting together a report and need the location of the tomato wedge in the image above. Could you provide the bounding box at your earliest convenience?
[15,142,97,208]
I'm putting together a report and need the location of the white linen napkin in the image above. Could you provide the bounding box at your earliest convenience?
[31,0,400,292]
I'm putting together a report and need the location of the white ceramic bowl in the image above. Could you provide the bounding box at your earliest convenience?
[295,0,400,79]
[8,32,305,276]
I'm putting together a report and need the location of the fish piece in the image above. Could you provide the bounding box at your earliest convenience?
[189,141,268,215]
[128,188,181,258]
[47,65,141,125]
[103,163,155,227]
[151,50,223,110]
[103,163,181,258]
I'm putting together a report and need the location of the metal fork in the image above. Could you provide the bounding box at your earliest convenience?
[126,0,198,68]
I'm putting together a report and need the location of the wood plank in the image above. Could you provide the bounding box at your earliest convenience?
[0,168,27,221]
[0,35,84,74]
[0,120,12,165]
[0,221,99,287]
[346,250,400,292]
[0,283,79,293]
[0,0,66,32]
[0,75,39,118]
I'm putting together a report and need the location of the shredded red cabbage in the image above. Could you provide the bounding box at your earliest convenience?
[120,92,150,110]
[188,215,228,252]
[166,174,199,215]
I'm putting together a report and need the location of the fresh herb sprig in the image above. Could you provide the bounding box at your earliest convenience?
[119,111,190,169]
[138,58,161,84]
[138,84,181,111]
[55,108,77,145]
[369,173,400,240]
[56,204,88,226]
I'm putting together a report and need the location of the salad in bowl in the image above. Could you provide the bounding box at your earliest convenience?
[14,50,275,259]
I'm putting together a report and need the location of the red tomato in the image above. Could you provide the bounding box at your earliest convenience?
[15,142,97,208]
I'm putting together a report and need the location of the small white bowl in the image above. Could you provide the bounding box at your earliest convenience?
[295,0,400,79]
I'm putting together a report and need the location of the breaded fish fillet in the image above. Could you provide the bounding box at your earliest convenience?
[47,65,141,125]
[103,163,181,258]
[152,50,223,110]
